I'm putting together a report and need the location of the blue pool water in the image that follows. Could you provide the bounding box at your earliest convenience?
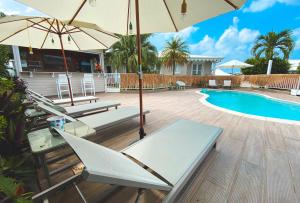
[201,89,300,122]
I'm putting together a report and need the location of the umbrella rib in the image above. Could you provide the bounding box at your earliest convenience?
[126,0,130,35]
[27,19,55,32]
[45,19,59,33]
[64,27,81,50]
[68,0,87,25]
[162,0,178,32]
[224,0,238,9]
[0,16,40,25]
[40,19,56,49]
[31,25,53,32]
[78,27,109,48]
[0,19,47,43]
[62,27,78,33]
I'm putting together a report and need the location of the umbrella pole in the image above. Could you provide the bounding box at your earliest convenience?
[58,33,74,106]
[135,0,145,139]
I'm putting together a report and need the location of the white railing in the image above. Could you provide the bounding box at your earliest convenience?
[105,73,121,92]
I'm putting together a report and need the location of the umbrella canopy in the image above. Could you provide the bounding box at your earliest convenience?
[0,15,119,105]
[15,0,246,35]
[216,60,253,68]
[15,0,246,138]
[0,15,119,50]
[214,68,231,76]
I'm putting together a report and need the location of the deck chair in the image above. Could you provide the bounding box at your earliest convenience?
[27,90,120,117]
[37,102,149,131]
[32,119,222,203]
[27,89,99,105]
[291,89,300,96]
[223,80,232,88]
[208,80,218,88]
[176,81,186,90]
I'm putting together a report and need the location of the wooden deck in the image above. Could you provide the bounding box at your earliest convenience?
[40,88,300,203]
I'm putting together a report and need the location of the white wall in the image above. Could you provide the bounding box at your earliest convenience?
[20,72,106,97]
[160,61,213,76]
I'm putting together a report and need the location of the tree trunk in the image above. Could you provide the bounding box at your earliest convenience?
[172,59,176,75]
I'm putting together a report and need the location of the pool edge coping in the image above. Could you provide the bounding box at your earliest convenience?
[196,89,300,126]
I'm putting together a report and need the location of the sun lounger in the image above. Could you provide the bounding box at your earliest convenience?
[27,90,120,117]
[37,102,149,131]
[27,89,99,105]
[33,119,221,202]
[291,89,300,96]
[52,96,99,104]
[208,80,218,88]
[223,80,232,88]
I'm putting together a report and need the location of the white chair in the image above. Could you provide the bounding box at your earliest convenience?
[176,80,186,90]
[208,80,218,88]
[81,73,95,96]
[223,80,232,88]
[56,74,73,99]
[291,89,300,96]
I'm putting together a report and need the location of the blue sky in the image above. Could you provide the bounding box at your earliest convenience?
[1,0,300,63]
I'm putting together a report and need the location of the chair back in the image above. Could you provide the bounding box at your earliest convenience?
[57,74,69,84]
[224,80,231,86]
[82,73,94,83]
[209,80,216,86]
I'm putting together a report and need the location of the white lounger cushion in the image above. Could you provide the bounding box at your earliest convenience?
[291,89,300,96]
[52,96,99,105]
[123,119,222,186]
[37,102,76,122]
[176,81,185,86]
[223,80,231,87]
[58,130,171,191]
[64,100,120,115]
[77,107,149,131]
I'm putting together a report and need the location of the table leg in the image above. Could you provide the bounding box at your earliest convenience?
[40,153,52,187]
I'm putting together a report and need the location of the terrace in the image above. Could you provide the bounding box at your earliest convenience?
[37,88,300,203]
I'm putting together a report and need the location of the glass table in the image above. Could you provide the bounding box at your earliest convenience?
[27,121,96,186]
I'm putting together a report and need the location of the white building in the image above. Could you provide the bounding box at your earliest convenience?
[289,59,300,73]
[160,55,223,76]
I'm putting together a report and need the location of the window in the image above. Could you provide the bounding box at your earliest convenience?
[192,63,202,75]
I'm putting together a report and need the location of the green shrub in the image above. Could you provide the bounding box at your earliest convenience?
[242,57,290,75]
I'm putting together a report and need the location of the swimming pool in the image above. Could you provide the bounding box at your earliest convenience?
[200,89,300,124]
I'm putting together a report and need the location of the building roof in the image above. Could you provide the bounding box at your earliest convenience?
[158,53,223,62]
[189,55,223,59]
[289,60,300,71]
[188,55,223,62]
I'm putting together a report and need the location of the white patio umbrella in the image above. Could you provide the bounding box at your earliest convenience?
[214,68,231,76]
[217,59,253,74]
[0,15,119,105]
[15,0,246,138]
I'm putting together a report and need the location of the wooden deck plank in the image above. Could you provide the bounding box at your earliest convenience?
[33,89,300,203]
[228,160,263,203]
[264,148,297,203]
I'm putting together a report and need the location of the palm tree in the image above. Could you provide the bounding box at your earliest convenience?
[161,37,189,75]
[108,34,157,73]
[252,30,295,60]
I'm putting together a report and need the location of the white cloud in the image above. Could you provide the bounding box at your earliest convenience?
[25,7,34,13]
[189,17,260,61]
[243,0,300,13]
[0,2,20,15]
[155,26,199,40]
[149,26,199,51]
[294,28,300,50]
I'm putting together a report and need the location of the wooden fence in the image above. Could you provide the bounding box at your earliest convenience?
[120,73,300,90]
